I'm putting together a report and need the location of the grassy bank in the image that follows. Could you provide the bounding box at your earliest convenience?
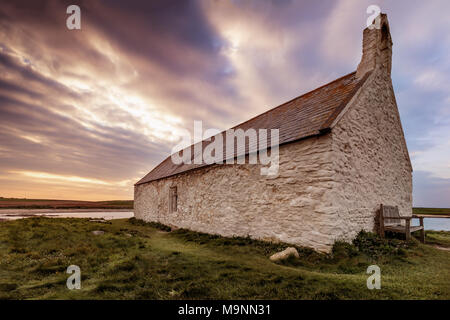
[0,217,449,299]
[0,198,133,210]
[413,207,450,216]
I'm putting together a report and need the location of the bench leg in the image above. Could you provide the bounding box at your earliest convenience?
[378,206,384,238]
[419,217,425,243]
[405,219,411,241]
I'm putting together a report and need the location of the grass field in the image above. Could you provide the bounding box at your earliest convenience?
[413,207,450,216]
[0,197,133,210]
[0,217,449,299]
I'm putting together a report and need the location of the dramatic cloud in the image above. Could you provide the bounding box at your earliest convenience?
[0,0,448,205]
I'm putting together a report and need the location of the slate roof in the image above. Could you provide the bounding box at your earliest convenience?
[136,71,371,185]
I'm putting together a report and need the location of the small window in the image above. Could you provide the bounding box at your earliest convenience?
[169,186,177,212]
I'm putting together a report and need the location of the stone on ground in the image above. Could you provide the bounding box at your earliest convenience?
[269,247,299,262]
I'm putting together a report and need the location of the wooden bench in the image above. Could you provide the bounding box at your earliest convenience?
[378,204,424,242]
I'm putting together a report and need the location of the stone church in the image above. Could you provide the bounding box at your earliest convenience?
[135,14,412,252]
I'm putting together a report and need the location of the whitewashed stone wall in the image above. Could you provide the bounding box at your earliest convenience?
[134,68,412,253]
[134,134,339,252]
[329,67,413,242]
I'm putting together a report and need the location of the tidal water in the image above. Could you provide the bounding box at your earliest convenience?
[0,210,134,221]
[412,218,450,231]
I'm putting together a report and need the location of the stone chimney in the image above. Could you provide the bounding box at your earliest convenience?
[356,13,392,79]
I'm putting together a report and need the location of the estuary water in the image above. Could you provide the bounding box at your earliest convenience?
[0,209,134,221]
[412,217,450,231]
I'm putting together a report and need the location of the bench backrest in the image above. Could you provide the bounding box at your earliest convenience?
[380,204,400,225]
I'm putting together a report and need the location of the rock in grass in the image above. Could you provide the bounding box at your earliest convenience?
[92,230,105,235]
[269,247,299,262]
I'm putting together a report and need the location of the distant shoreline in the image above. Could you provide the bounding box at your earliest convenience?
[0,198,133,210]
[0,208,133,215]
[0,206,133,210]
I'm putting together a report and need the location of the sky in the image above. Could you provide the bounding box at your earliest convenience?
[0,0,448,206]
